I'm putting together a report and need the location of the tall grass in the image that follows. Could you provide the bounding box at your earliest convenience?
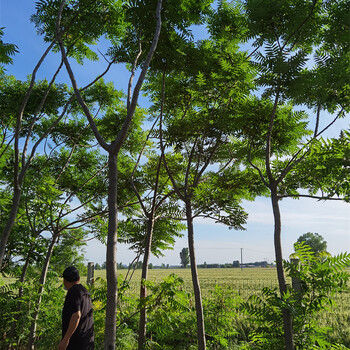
[2,267,348,349]
[94,267,350,347]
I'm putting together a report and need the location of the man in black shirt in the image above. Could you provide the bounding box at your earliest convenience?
[60,266,94,350]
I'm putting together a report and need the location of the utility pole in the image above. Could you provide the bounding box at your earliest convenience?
[240,248,243,270]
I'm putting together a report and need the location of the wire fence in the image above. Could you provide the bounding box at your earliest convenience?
[111,268,349,310]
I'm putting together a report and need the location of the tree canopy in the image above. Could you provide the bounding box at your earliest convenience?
[180,247,190,268]
[294,232,328,255]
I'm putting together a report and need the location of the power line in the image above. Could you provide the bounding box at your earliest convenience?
[171,246,274,255]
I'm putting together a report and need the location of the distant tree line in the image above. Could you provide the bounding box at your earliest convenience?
[94,260,272,270]
[199,261,241,268]
[198,261,271,268]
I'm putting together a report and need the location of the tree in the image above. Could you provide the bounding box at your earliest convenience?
[152,28,257,349]
[33,2,163,347]
[232,260,240,268]
[0,93,109,348]
[0,74,71,269]
[128,146,185,349]
[22,148,107,349]
[212,1,350,349]
[32,1,214,347]
[180,248,190,268]
[294,232,327,255]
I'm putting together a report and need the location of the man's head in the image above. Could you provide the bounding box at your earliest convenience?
[62,266,80,289]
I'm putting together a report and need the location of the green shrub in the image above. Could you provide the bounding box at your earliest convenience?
[241,243,350,350]
[204,285,242,349]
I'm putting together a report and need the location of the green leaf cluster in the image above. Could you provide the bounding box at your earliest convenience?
[241,243,350,349]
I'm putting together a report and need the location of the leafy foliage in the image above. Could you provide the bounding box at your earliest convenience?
[283,132,350,201]
[118,217,184,258]
[241,244,350,349]
[0,28,18,73]
[0,268,65,349]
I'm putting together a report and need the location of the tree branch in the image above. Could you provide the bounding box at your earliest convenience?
[130,116,160,216]
[278,194,346,201]
[282,0,319,51]
[115,0,162,152]
[127,33,143,112]
[57,40,109,150]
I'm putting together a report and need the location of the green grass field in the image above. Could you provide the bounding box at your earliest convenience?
[93,267,282,299]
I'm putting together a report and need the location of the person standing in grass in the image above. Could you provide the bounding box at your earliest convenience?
[59,266,94,350]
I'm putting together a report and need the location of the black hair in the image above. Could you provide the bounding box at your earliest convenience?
[62,266,80,282]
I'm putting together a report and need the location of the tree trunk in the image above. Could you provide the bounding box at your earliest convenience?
[138,218,155,350]
[104,152,118,350]
[0,40,56,271]
[0,188,21,270]
[270,187,294,350]
[27,231,59,350]
[9,242,36,345]
[185,201,206,350]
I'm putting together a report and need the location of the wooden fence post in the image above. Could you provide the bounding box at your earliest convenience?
[87,262,94,286]
[290,258,302,293]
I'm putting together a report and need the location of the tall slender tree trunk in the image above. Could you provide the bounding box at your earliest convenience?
[0,188,21,270]
[185,201,206,350]
[27,231,59,350]
[0,40,56,270]
[138,218,155,350]
[270,187,294,350]
[9,242,36,345]
[104,152,119,350]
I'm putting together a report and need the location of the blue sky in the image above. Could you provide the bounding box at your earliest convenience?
[83,197,349,265]
[1,1,349,265]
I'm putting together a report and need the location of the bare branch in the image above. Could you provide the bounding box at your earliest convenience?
[19,96,75,184]
[314,104,321,137]
[13,40,56,189]
[159,70,186,202]
[249,144,269,187]
[22,59,64,169]
[315,107,345,137]
[58,40,109,150]
[278,194,346,201]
